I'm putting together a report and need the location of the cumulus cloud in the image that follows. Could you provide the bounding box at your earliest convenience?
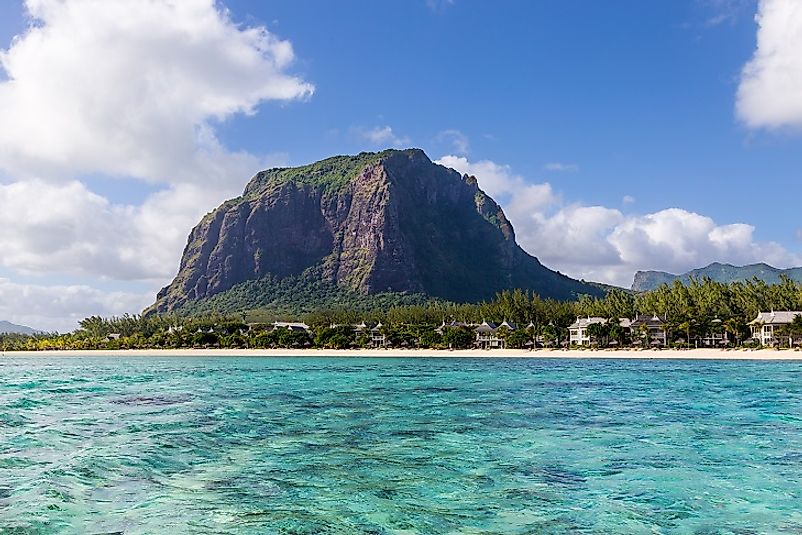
[355,126,411,148]
[436,155,557,212]
[438,154,802,287]
[435,129,470,155]
[0,179,255,282]
[607,209,796,276]
[0,0,313,325]
[0,278,151,333]
[736,0,802,129]
[622,195,636,205]
[0,0,312,183]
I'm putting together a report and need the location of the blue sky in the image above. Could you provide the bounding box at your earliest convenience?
[0,0,800,330]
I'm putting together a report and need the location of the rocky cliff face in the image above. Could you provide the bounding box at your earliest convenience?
[148,149,602,314]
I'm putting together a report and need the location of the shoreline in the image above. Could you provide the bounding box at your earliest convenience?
[3,347,802,360]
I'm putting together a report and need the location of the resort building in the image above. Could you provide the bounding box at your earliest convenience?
[749,311,802,346]
[370,322,387,347]
[524,322,543,347]
[474,321,516,349]
[498,320,517,332]
[629,314,668,347]
[474,321,500,349]
[568,317,607,346]
[435,320,473,333]
[272,321,310,332]
[699,318,728,347]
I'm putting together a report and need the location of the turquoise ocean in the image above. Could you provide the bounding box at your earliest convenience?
[2,356,802,534]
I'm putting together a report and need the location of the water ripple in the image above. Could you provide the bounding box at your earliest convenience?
[2,357,802,533]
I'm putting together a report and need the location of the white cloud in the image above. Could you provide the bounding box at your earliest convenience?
[435,129,470,155]
[607,209,796,276]
[0,0,313,324]
[0,278,151,333]
[0,179,251,282]
[736,0,802,129]
[436,155,557,211]
[438,154,802,287]
[622,195,636,204]
[0,0,312,184]
[356,126,411,148]
[544,162,579,172]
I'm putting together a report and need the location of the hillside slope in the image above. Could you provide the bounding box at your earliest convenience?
[631,262,802,291]
[0,320,40,335]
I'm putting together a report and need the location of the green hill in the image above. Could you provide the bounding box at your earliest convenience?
[631,262,802,291]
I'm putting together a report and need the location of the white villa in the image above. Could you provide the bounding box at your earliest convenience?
[568,317,607,346]
[474,321,517,349]
[342,322,388,347]
[370,322,387,347]
[272,321,310,332]
[570,316,664,346]
[749,311,802,346]
[475,321,502,349]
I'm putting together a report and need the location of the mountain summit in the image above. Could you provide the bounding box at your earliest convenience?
[631,262,802,292]
[0,320,40,335]
[148,149,602,314]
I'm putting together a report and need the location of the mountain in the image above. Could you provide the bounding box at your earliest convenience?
[0,320,40,335]
[147,149,604,315]
[631,262,802,292]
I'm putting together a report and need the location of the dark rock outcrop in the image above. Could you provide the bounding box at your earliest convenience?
[148,149,603,314]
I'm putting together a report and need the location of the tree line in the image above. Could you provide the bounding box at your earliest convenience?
[3,276,802,351]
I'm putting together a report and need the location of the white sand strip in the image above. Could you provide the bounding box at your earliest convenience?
[3,348,802,359]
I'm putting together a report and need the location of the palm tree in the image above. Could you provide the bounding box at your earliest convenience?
[636,323,650,347]
[723,317,746,347]
[608,318,626,347]
[585,322,605,347]
[776,314,802,348]
[675,320,690,349]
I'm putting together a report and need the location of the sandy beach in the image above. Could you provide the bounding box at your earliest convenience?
[3,347,802,359]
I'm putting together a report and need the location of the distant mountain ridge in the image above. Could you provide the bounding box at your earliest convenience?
[147,148,604,315]
[631,262,802,291]
[0,320,40,335]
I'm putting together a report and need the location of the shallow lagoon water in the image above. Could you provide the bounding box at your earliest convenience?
[2,356,802,534]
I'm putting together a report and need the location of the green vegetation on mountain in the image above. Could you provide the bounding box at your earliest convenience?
[175,269,436,317]
[243,151,386,196]
[632,262,802,291]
